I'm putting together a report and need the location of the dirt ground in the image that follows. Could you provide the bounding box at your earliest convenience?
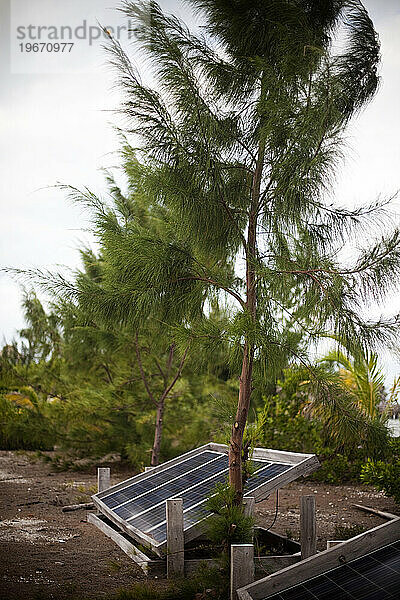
[0,450,399,600]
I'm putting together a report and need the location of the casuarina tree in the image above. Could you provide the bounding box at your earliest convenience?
[11,1,400,502]
[98,0,400,501]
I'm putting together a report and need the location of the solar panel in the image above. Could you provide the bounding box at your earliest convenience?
[92,443,319,555]
[238,517,400,600]
[262,542,400,600]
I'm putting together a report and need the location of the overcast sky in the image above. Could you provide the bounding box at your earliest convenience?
[1,0,400,384]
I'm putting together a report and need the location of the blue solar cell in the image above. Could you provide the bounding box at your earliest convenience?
[127,462,230,530]
[94,445,308,550]
[147,461,292,543]
[112,454,229,521]
[102,450,221,509]
[263,542,400,600]
[246,463,290,492]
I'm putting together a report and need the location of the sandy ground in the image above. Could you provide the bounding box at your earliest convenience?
[0,450,399,599]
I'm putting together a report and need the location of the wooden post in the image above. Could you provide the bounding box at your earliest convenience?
[300,495,316,560]
[243,496,255,518]
[166,498,184,578]
[243,496,255,541]
[97,467,110,493]
[231,544,254,600]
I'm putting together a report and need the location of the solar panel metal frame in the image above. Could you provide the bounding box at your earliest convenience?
[237,516,400,600]
[92,442,319,556]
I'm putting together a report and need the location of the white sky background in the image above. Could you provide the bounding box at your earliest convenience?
[1,0,400,384]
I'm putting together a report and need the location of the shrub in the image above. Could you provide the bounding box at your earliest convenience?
[310,453,363,485]
[334,524,367,540]
[205,483,254,557]
[361,439,400,505]
[0,391,55,450]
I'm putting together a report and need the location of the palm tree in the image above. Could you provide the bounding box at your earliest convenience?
[322,347,385,418]
[321,339,400,419]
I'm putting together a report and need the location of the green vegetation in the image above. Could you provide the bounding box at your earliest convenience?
[2,2,400,511]
[361,439,400,504]
[205,483,254,554]
[109,566,228,600]
[100,0,400,502]
[333,524,367,541]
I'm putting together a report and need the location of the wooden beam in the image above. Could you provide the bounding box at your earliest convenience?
[207,443,316,465]
[327,540,345,549]
[231,544,254,600]
[62,502,94,512]
[166,498,184,578]
[300,495,317,560]
[88,513,151,575]
[244,496,255,542]
[352,503,398,521]
[243,497,255,518]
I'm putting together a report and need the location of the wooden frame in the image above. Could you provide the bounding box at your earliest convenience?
[237,517,400,600]
[92,443,319,557]
[88,514,301,578]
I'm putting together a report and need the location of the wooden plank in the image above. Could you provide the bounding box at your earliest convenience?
[88,513,151,574]
[97,468,111,516]
[251,447,313,465]
[327,540,345,549]
[91,495,163,555]
[231,544,254,600]
[244,497,255,518]
[352,503,398,520]
[166,498,184,577]
[97,467,110,493]
[237,517,400,600]
[300,495,316,559]
[62,502,94,512]
[244,497,255,542]
[207,443,316,465]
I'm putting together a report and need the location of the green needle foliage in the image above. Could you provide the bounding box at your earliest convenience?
[5,1,400,498]
[92,0,400,498]
[205,482,254,556]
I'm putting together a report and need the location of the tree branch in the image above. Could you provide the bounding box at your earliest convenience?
[159,344,189,403]
[134,332,157,406]
[173,276,246,309]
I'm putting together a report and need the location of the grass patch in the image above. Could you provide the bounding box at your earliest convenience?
[333,524,367,540]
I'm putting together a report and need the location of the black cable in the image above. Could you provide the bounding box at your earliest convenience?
[264,489,279,532]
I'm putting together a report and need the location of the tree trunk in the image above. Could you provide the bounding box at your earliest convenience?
[229,340,254,501]
[151,399,165,466]
[229,131,265,503]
